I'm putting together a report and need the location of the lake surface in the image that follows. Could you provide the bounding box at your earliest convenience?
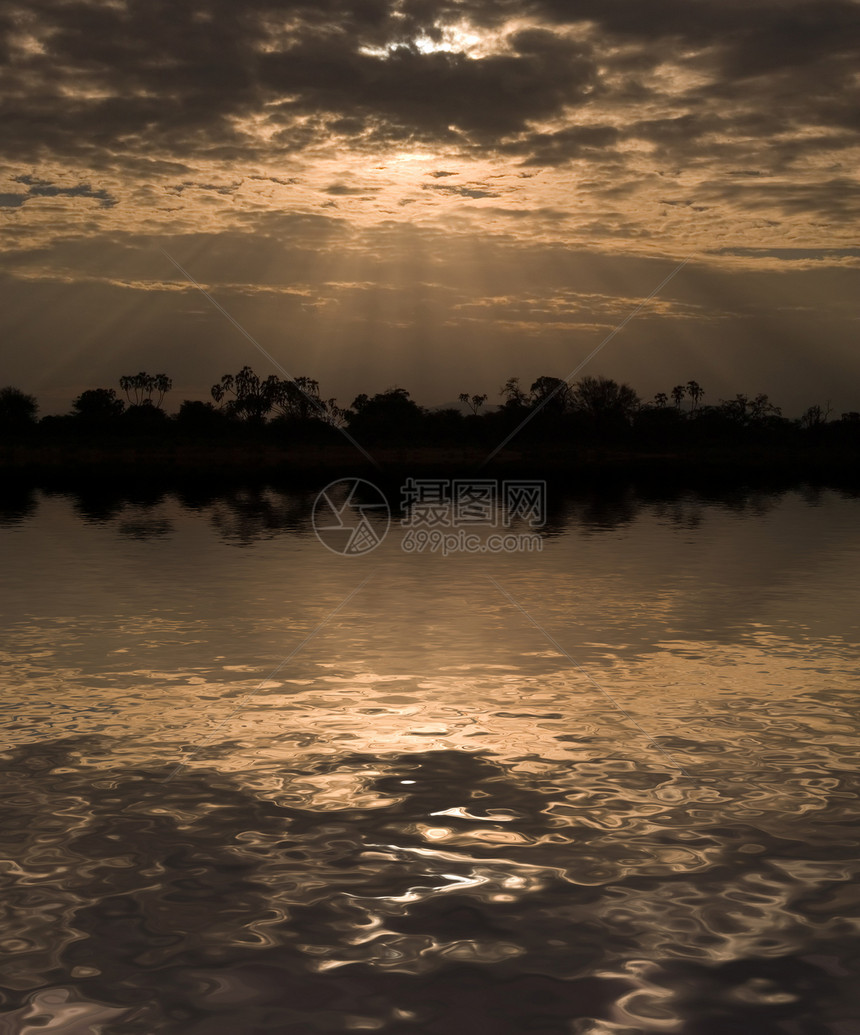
[1,480,859,1033]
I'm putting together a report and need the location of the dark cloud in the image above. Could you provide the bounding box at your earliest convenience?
[3,177,116,207]
[0,0,857,186]
[697,177,860,223]
[710,247,860,261]
[0,2,589,160]
[187,181,243,194]
[470,206,569,220]
[249,175,300,184]
[324,182,382,195]
[423,183,501,199]
[507,125,622,167]
[533,0,860,59]
[256,34,597,144]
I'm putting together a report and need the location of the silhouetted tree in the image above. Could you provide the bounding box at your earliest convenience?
[211,367,342,426]
[0,386,38,430]
[458,392,488,415]
[72,388,125,421]
[530,376,572,414]
[346,387,425,440]
[686,380,704,413]
[123,403,170,433]
[751,394,779,421]
[718,394,750,425]
[211,366,280,422]
[500,376,529,410]
[715,393,780,428]
[273,376,344,425]
[119,372,172,408]
[177,400,227,431]
[803,397,832,426]
[571,376,639,433]
[633,399,684,442]
[801,402,832,429]
[426,407,466,442]
[21,364,858,463]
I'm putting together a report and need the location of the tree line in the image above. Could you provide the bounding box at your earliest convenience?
[1,367,858,450]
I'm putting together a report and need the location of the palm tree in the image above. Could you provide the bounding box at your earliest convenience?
[686,380,704,413]
[211,366,280,422]
[119,372,173,408]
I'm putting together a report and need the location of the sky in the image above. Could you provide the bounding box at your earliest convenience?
[1,0,858,418]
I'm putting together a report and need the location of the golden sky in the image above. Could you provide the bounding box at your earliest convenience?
[1,0,859,415]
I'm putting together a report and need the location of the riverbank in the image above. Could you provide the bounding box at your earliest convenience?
[2,438,859,491]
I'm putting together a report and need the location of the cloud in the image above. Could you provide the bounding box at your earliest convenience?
[324,182,382,195]
[507,125,623,167]
[708,247,860,262]
[0,0,856,194]
[3,177,116,207]
[423,182,501,199]
[175,181,243,196]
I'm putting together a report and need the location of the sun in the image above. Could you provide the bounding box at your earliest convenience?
[412,24,484,56]
[359,19,499,61]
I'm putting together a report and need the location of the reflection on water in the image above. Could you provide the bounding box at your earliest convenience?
[1,483,860,1032]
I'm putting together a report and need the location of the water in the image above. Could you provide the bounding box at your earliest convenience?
[1,482,859,1033]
